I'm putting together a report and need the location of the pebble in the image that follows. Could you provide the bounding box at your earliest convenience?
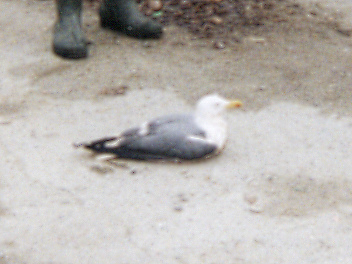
[243,193,258,205]
[174,206,183,212]
[213,40,226,49]
[90,165,113,175]
[148,0,162,11]
[244,36,266,44]
[209,16,223,25]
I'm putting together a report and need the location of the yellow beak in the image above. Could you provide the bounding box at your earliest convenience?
[226,100,243,109]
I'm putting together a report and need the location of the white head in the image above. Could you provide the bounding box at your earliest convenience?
[194,94,242,150]
[195,94,242,118]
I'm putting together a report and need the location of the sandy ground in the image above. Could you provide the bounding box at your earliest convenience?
[1,0,352,263]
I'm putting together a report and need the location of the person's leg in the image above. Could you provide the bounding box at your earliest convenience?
[53,0,88,59]
[100,0,162,39]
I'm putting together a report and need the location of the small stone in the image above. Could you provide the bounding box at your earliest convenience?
[90,165,113,175]
[209,16,223,25]
[174,206,183,212]
[148,0,163,11]
[244,194,258,205]
[213,40,226,49]
[244,36,266,44]
[257,85,267,91]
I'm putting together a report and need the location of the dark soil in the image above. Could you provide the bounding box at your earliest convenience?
[138,0,349,43]
[86,0,350,47]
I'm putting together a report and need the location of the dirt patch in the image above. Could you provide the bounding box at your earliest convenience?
[9,61,73,84]
[245,174,352,217]
[0,103,23,116]
[19,0,350,116]
[139,0,350,45]
[82,0,352,47]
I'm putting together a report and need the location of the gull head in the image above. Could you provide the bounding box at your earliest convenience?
[195,94,242,118]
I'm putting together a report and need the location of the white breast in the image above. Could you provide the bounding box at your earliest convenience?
[195,115,228,151]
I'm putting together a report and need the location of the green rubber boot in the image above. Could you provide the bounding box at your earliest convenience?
[53,0,88,59]
[100,0,163,39]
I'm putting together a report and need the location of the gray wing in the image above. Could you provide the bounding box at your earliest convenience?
[122,114,206,138]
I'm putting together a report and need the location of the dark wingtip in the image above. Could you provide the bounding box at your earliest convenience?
[74,137,118,152]
[72,141,96,151]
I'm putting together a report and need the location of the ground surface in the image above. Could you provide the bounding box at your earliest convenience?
[1,0,352,263]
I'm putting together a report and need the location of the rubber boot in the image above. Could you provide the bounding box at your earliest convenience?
[100,0,163,39]
[53,0,88,59]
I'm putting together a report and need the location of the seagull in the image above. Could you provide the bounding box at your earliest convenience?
[79,94,242,161]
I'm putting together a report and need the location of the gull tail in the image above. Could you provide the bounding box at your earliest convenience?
[76,137,169,160]
[76,137,119,153]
